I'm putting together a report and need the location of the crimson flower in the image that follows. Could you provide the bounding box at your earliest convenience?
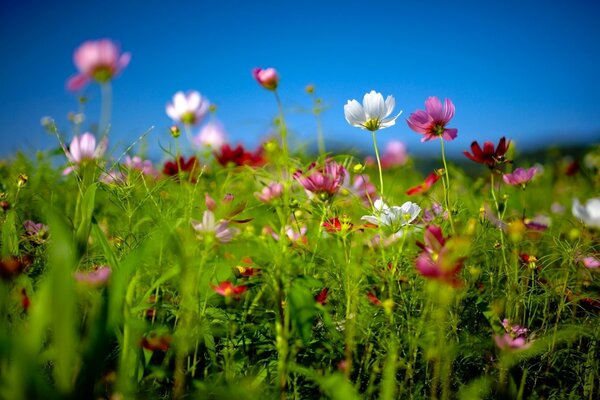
[163,156,201,181]
[141,332,171,352]
[463,137,511,169]
[211,281,247,298]
[315,288,329,305]
[215,144,266,167]
[406,170,442,195]
[406,97,458,142]
[323,217,354,233]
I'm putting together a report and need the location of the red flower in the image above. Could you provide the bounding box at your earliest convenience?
[215,144,266,167]
[211,281,247,298]
[463,137,511,169]
[0,256,32,280]
[141,332,171,352]
[367,291,381,305]
[162,156,201,181]
[406,170,442,195]
[323,217,354,233]
[315,288,329,305]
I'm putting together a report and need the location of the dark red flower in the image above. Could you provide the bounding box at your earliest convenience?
[0,256,32,280]
[463,137,511,169]
[141,332,171,352]
[215,144,266,167]
[367,291,381,305]
[315,288,329,305]
[406,170,442,195]
[162,156,201,181]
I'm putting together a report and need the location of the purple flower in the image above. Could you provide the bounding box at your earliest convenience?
[23,220,48,237]
[294,159,347,200]
[75,266,112,286]
[494,334,531,351]
[503,167,537,187]
[255,183,284,203]
[191,211,239,244]
[406,97,457,142]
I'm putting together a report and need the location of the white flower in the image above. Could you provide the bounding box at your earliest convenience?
[166,91,210,125]
[344,90,402,131]
[193,120,227,149]
[63,132,107,175]
[191,210,239,243]
[572,198,600,229]
[361,199,421,233]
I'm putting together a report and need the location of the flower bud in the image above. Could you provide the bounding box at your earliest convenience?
[252,67,279,90]
[170,125,181,138]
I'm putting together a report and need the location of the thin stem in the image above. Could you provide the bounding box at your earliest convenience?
[439,139,455,233]
[274,90,289,169]
[371,131,384,201]
[100,82,112,137]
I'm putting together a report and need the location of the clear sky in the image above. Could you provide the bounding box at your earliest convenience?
[1,0,599,159]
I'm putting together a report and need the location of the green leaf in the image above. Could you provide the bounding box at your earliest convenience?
[75,182,97,254]
[288,281,318,345]
[1,210,18,258]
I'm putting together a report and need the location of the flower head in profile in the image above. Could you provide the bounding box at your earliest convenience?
[63,132,107,175]
[572,197,600,229]
[255,183,284,203]
[415,225,469,285]
[365,140,407,168]
[74,266,112,287]
[406,170,442,196]
[503,167,537,188]
[211,281,247,299]
[361,199,421,234]
[193,120,227,149]
[252,68,279,90]
[294,159,347,200]
[166,91,210,125]
[406,97,457,142]
[463,137,511,169]
[215,144,266,167]
[67,39,131,91]
[323,216,354,234]
[191,210,239,244]
[344,90,401,132]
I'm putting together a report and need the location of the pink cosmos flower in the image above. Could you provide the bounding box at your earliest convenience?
[255,183,284,203]
[503,167,537,187]
[406,97,457,142]
[67,39,131,91]
[365,140,407,168]
[63,132,107,175]
[294,159,347,200]
[74,266,112,286]
[344,174,377,206]
[191,210,239,243]
[502,319,529,336]
[252,68,279,90]
[415,225,466,285]
[266,225,308,244]
[494,334,531,351]
[211,281,247,298]
[193,120,227,148]
[166,91,210,125]
[581,256,600,269]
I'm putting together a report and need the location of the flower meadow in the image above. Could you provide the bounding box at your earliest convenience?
[1,39,600,400]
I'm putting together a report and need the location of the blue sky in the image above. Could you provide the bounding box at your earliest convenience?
[1,0,599,159]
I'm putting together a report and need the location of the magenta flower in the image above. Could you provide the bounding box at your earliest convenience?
[252,68,279,90]
[406,97,457,142]
[211,281,247,298]
[294,159,347,200]
[191,211,239,244]
[494,334,531,351]
[67,39,131,91]
[415,225,467,285]
[503,167,537,187]
[365,140,407,168]
[63,132,107,175]
[255,183,284,203]
[581,256,600,269]
[74,266,112,287]
[166,91,210,125]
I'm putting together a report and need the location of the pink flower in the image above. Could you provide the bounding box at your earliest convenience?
[211,281,247,298]
[502,319,529,336]
[252,67,279,90]
[581,256,600,269]
[494,334,531,351]
[191,211,239,243]
[267,225,307,243]
[67,39,131,91]
[193,120,227,148]
[74,266,112,286]
[166,91,210,125]
[345,174,377,206]
[415,225,467,285]
[255,183,284,203]
[406,97,457,142]
[365,140,407,168]
[63,132,107,175]
[294,159,347,200]
[503,167,537,187]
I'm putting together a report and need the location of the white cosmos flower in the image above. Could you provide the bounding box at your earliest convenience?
[361,199,421,233]
[572,198,600,229]
[344,90,402,131]
[166,90,210,125]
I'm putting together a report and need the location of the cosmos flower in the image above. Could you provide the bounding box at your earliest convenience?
[252,67,279,90]
[365,140,408,168]
[406,97,457,142]
[572,197,600,229]
[344,90,401,131]
[415,225,468,285]
[406,170,442,196]
[193,120,228,148]
[503,167,537,187]
[74,266,112,286]
[166,91,210,125]
[162,156,201,181]
[63,132,107,175]
[255,183,284,203]
[463,137,511,169]
[494,319,532,351]
[67,39,131,91]
[215,144,266,167]
[361,199,421,232]
[294,159,347,200]
[323,216,354,234]
[344,174,377,206]
[191,210,240,243]
[581,256,600,269]
[211,281,248,298]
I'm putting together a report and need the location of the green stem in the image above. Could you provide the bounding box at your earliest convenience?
[100,82,112,137]
[371,131,384,201]
[274,91,289,170]
[439,139,455,233]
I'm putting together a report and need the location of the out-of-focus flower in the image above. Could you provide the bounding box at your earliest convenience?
[141,331,171,352]
[294,159,347,200]
[193,120,227,149]
[365,140,407,168]
[102,155,160,184]
[74,266,112,287]
[63,132,107,175]
[344,174,377,206]
[162,156,201,181]
[367,291,381,305]
[581,256,600,269]
[0,256,32,280]
[252,67,279,90]
[361,199,421,234]
[503,167,537,187]
[572,198,600,229]
[215,144,266,167]
[406,170,442,196]
[255,183,284,203]
[422,203,448,223]
[463,137,511,169]
[191,210,239,244]
[166,91,210,125]
[23,220,48,238]
[415,225,468,285]
[551,202,566,214]
[323,216,354,234]
[344,90,401,132]
[406,97,457,142]
[494,319,532,351]
[523,215,550,231]
[211,281,247,298]
[520,253,539,270]
[67,39,131,91]
[315,288,329,305]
